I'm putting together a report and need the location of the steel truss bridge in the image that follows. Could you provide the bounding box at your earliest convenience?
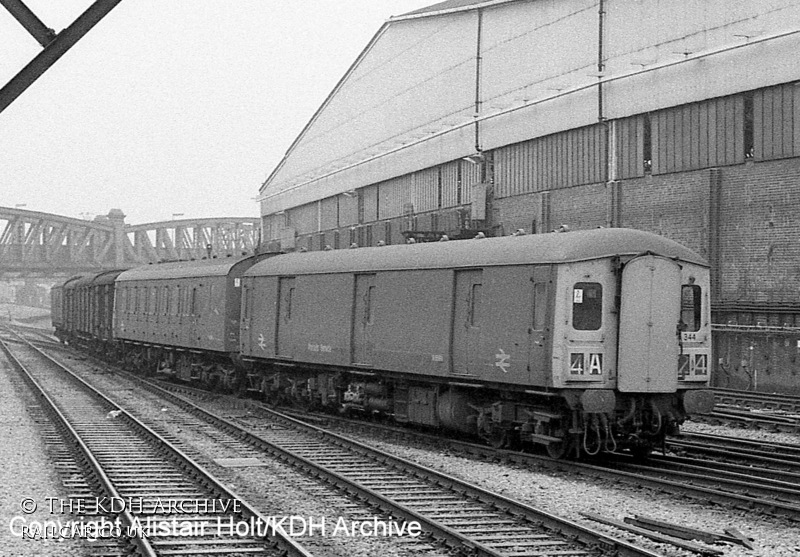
[0,207,260,278]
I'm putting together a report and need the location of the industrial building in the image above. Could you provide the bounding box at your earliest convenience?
[257,0,800,393]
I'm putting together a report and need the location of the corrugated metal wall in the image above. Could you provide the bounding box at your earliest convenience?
[440,160,461,207]
[374,160,477,221]
[461,158,481,202]
[414,167,439,213]
[379,174,415,220]
[651,95,744,175]
[754,82,800,161]
[616,116,645,180]
[494,124,606,198]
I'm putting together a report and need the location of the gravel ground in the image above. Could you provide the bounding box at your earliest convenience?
[0,353,88,557]
[340,425,800,557]
[682,418,800,445]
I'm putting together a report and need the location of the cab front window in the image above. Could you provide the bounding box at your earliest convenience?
[681,285,701,332]
[573,282,602,330]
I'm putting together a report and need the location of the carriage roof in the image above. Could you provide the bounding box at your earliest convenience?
[245,228,708,277]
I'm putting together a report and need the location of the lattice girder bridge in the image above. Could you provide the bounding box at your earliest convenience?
[0,207,260,277]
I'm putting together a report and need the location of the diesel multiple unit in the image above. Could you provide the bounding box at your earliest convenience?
[53,228,714,458]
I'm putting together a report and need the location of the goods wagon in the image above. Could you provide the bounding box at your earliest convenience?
[240,228,714,457]
[113,256,264,387]
[54,271,127,350]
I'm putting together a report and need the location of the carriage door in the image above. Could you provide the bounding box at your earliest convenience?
[352,274,376,365]
[618,255,681,392]
[452,270,483,376]
[276,277,296,358]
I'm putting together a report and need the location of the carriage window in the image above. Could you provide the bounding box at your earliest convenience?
[170,286,178,315]
[284,287,294,321]
[681,285,701,332]
[572,282,602,331]
[179,286,187,315]
[470,283,483,326]
[365,285,375,324]
[184,287,191,316]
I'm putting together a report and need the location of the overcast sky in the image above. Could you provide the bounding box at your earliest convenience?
[0,1,434,225]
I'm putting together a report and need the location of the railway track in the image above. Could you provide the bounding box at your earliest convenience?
[671,432,800,471]
[126,377,672,557]
[22,345,669,556]
[235,400,800,522]
[696,388,800,432]
[714,388,800,413]
[0,331,313,557]
[700,408,800,432]
[14,327,799,553]
[122,373,800,524]
[3,344,132,556]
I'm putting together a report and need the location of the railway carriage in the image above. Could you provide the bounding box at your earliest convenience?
[92,270,127,350]
[112,256,264,387]
[240,228,714,457]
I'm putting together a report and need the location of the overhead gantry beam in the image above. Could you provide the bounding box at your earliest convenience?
[0,0,56,46]
[0,0,123,114]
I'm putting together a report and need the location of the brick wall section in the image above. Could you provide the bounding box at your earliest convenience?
[718,159,800,303]
[495,182,619,235]
[620,170,710,258]
[549,183,609,232]
[493,193,541,234]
